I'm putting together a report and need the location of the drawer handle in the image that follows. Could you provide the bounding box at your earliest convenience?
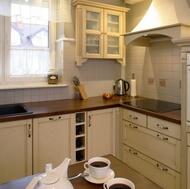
[157,164,168,171]
[129,124,138,129]
[129,115,138,120]
[129,149,138,155]
[28,124,32,138]
[157,124,168,130]
[49,116,61,121]
[157,134,168,141]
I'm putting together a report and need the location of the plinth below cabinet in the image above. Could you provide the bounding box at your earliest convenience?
[33,114,72,174]
[72,0,129,66]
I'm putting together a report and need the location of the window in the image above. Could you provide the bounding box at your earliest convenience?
[0,0,71,86]
[3,2,52,84]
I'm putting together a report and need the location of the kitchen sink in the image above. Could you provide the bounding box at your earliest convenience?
[0,104,33,117]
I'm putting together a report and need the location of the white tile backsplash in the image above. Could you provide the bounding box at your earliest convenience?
[0,38,181,104]
[126,40,181,104]
[0,41,121,104]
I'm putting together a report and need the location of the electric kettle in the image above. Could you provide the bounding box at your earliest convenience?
[26,158,74,189]
[114,79,130,96]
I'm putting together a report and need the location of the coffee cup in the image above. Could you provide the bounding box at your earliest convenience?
[84,157,110,179]
[103,177,135,189]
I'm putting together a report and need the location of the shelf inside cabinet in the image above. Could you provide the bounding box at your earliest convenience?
[76,150,85,162]
[76,113,85,123]
[74,112,86,162]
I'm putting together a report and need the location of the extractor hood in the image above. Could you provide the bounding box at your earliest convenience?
[124,0,190,46]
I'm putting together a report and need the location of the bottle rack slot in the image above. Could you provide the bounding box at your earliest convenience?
[74,112,86,162]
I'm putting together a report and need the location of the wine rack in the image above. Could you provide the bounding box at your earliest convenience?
[74,112,86,162]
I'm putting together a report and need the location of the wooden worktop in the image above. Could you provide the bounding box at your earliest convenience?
[0,154,163,189]
[0,96,181,124]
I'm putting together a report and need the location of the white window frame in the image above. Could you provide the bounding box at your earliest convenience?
[0,16,56,86]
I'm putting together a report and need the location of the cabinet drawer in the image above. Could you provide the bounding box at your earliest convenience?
[122,109,147,127]
[148,116,180,139]
[122,120,180,171]
[123,145,180,189]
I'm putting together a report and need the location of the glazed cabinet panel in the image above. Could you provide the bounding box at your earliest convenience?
[0,119,32,183]
[72,0,129,66]
[33,114,72,173]
[87,108,115,158]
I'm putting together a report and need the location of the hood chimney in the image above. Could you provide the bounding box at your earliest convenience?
[124,0,190,46]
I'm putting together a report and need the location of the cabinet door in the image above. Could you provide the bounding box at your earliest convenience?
[0,119,32,183]
[104,10,124,58]
[82,6,104,58]
[33,114,71,173]
[87,108,115,158]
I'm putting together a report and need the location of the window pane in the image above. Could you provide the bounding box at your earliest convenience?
[11,4,49,48]
[9,3,50,77]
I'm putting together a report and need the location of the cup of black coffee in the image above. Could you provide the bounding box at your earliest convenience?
[103,178,135,189]
[84,157,110,179]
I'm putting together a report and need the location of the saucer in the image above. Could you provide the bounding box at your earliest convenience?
[84,168,115,184]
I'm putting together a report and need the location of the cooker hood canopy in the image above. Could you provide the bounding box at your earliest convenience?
[125,0,190,46]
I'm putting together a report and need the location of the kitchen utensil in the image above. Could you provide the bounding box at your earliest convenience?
[114,79,130,96]
[73,76,81,86]
[69,172,89,180]
[26,158,74,189]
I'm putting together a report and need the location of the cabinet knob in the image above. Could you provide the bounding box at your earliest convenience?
[129,124,138,129]
[28,124,32,138]
[129,149,138,155]
[156,134,168,141]
[89,115,91,127]
[157,164,168,171]
[157,124,168,130]
[129,115,138,120]
[49,116,61,121]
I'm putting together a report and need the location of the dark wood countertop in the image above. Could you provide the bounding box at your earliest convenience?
[0,96,181,124]
[0,154,163,189]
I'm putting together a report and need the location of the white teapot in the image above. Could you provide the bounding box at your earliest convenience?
[26,158,74,189]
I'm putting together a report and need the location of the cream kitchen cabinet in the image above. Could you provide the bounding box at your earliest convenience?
[33,114,72,173]
[87,108,115,158]
[122,109,181,189]
[0,119,32,183]
[72,0,129,66]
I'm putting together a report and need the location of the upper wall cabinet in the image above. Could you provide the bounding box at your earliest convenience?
[72,0,129,66]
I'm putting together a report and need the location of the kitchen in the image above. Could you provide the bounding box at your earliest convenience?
[0,0,189,189]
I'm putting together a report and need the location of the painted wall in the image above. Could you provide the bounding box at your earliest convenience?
[0,0,123,104]
[0,0,182,104]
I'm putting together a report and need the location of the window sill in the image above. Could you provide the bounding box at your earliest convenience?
[0,83,68,90]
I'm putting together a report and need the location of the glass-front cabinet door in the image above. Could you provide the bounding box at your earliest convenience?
[72,0,129,66]
[104,10,123,58]
[82,7,103,58]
